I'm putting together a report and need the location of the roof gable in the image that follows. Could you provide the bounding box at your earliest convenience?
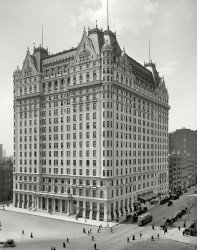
[73,30,97,65]
[21,49,38,76]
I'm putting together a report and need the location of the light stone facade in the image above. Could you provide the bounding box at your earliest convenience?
[13,27,169,221]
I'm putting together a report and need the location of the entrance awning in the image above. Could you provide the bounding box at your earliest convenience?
[138,193,156,201]
[133,200,140,204]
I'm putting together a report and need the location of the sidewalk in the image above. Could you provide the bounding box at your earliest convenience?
[0,204,118,228]
[164,227,197,245]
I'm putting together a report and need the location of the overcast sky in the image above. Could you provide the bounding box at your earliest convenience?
[0,0,196,155]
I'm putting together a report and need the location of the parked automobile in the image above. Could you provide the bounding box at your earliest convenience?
[168,200,173,206]
[183,189,188,193]
[150,199,158,205]
[132,214,138,223]
[125,215,132,221]
[3,239,16,247]
[141,207,148,213]
[170,194,179,200]
[176,190,183,196]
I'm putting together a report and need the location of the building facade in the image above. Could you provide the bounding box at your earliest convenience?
[169,128,197,186]
[169,153,194,192]
[13,26,169,221]
[0,144,3,160]
[0,161,13,202]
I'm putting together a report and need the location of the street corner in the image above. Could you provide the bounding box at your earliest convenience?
[163,227,197,245]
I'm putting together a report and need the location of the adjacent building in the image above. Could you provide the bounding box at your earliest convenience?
[13,25,169,221]
[0,160,13,202]
[169,128,197,187]
[169,153,194,192]
[0,144,3,160]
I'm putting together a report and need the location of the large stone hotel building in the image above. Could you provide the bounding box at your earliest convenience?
[13,25,169,221]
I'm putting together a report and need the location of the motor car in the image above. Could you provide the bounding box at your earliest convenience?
[168,200,173,206]
[177,212,183,218]
[132,215,138,223]
[3,239,16,247]
[141,207,148,213]
[0,242,4,248]
[125,215,132,221]
[172,217,177,222]
[170,194,179,200]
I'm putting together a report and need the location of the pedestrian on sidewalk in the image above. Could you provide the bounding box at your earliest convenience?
[127,237,129,243]
[183,220,186,228]
[30,232,33,238]
[132,235,135,241]
[63,242,66,248]
[88,230,90,235]
[183,230,185,236]
[94,243,97,250]
[178,226,180,231]
[152,224,155,230]
[151,235,154,241]
[90,229,92,234]
[157,233,159,239]
[22,229,24,236]
[111,227,113,233]
[67,237,69,243]
[140,232,142,238]
[91,235,95,241]
[97,227,100,233]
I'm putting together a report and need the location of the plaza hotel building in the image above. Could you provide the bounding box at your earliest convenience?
[13,25,169,221]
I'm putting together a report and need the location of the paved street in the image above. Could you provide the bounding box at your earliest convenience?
[149,188,197,226]
[0,188,196,250]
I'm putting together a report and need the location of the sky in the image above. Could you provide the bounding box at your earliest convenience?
[0,0,196,155]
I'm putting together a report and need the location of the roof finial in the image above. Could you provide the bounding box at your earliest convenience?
[42,24,44,47]
[107,0,109,30]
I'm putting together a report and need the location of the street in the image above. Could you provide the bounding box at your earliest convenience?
[0,188,196,250]
[149,188,197,226]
